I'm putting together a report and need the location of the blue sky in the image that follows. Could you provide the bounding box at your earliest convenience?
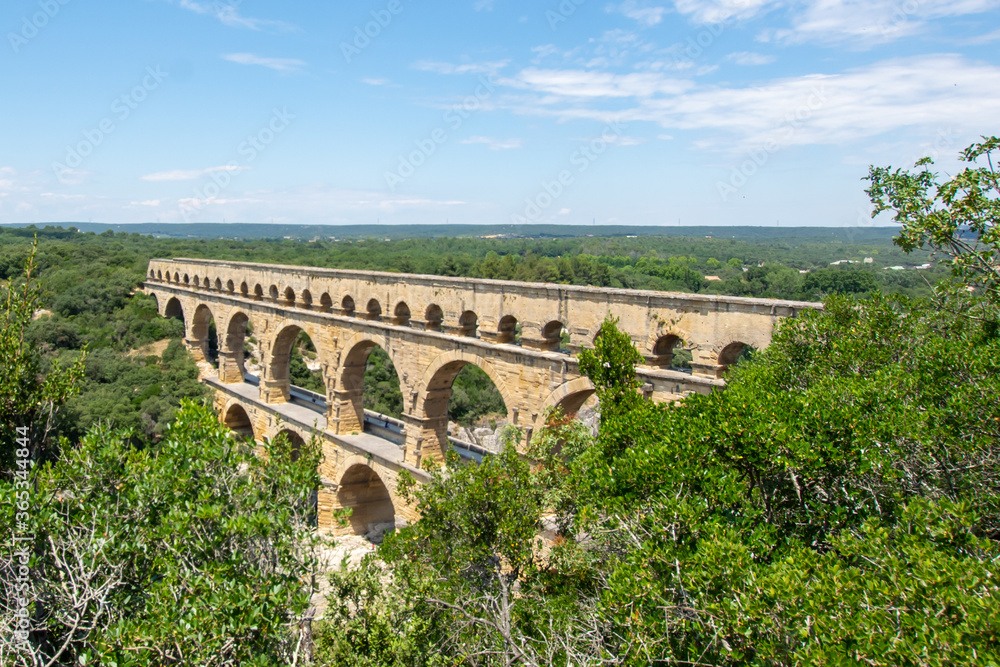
[2,0,999,228]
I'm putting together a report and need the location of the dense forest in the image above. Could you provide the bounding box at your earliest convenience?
[1,137,997,665]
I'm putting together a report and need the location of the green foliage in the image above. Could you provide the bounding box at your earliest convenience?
[867,134,1000,316]
[1,402,323,665]
[0,241,85,469]
[363,346,403,418]
[447,364,507,426]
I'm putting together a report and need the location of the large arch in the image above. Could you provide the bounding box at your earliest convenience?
[274,428,306,460]
[190,303,219,366]
[223,403,255,440]
[164,297,184,322]
[332,333,404,436]
[336,462,395,537]
[263,322,325,403]
[220,310,252,383]
[535,376,597,435]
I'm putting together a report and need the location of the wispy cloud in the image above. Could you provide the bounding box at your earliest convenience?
[222,53,306,73]
[727,51,775,65]
[474,0,496,10]
[141,165,246,182]
[173,0,294,31]
[362,77,391,86]
[413,60,508,75]
[460,136,523,150]
[610,1,669,26]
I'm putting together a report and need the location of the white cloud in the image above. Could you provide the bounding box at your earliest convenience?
[727,51,775,65]
[610,1,669,26]
[362,77,391,86]
[130,200,162,206]
[474,0,495,10]
[141,165,246,182]
[222,53,305,73]
[173,0,293,31]
[460,136,523,150]
[671,0,776,24]
[413,60,509,75]
[490,55,1000,154]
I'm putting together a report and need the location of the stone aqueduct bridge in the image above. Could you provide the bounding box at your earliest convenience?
[143,258,818,533]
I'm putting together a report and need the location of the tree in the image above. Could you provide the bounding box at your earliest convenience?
[867,135,1000,315]
[0,240,85,470]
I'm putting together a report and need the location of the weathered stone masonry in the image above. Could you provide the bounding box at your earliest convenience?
[144,258,820,534]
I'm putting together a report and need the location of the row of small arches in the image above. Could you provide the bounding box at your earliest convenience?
[151,271,750,369]
[150,270,565,349]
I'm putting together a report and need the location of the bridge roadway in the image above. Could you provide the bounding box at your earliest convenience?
[145,257,820,534]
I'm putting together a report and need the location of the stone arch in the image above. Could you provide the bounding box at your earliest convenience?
[319,292,333,313]
[223,402,255,440]
[274,428,306,460]
[300,289,313,309]
[264,322,326,403]
[497,314,518,344]
[269,285,280,302]
[149,268,156,279]
[333,332,405,435]
[282,286,295,307]
[650,333,684,368]
[240,281,249,297]
[717,341,751,373]
[535,376,597,434]
[173,272,180,283]
[214,277,222,291]
[203,277,211,289]
[425,304,443,331]
[336,461,395,536]
[411,350,516,464]
[253,284,264,301]
[542,319,566,351]
[393,301,411,326]
[183,274,190,286]
[156,269,162,281]
[164,297,184,322]
[341,295,356,316]
[458,310,478,337]
[226,279,235,294]
[191,303,219,365]
[221,310,252,383]
[365,298,382,321]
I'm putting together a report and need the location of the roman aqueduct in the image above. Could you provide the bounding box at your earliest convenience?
[143,258,818,534]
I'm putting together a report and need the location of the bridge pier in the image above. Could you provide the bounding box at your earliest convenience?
[401,413,449,468]
[329,388,365,435]
[218,350,244,383]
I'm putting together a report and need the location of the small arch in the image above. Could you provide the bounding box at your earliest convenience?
[149,269,156,279]
[300,289,313,310]
[341,295,356,316]
[214,278,222,291]
[541,320,566,351]
[156,270,162,281]
[269,285,280,302]
[240,281,249,297]
[651,334,684,369]
[320,293,333,313]
[458,310,478,337]
[226,279,235,294]
[425,304,443,331]
[718,341,755,374]
[253,284,264,301]
[366,298,382,321]
[183,274,190,286]
[497,314,518,344]
[337,463,395,537]
[173,272,180,283]
[283,286,295,307]
[393,301,411,326]
[224,403,255,440]
[203,277,210,290]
